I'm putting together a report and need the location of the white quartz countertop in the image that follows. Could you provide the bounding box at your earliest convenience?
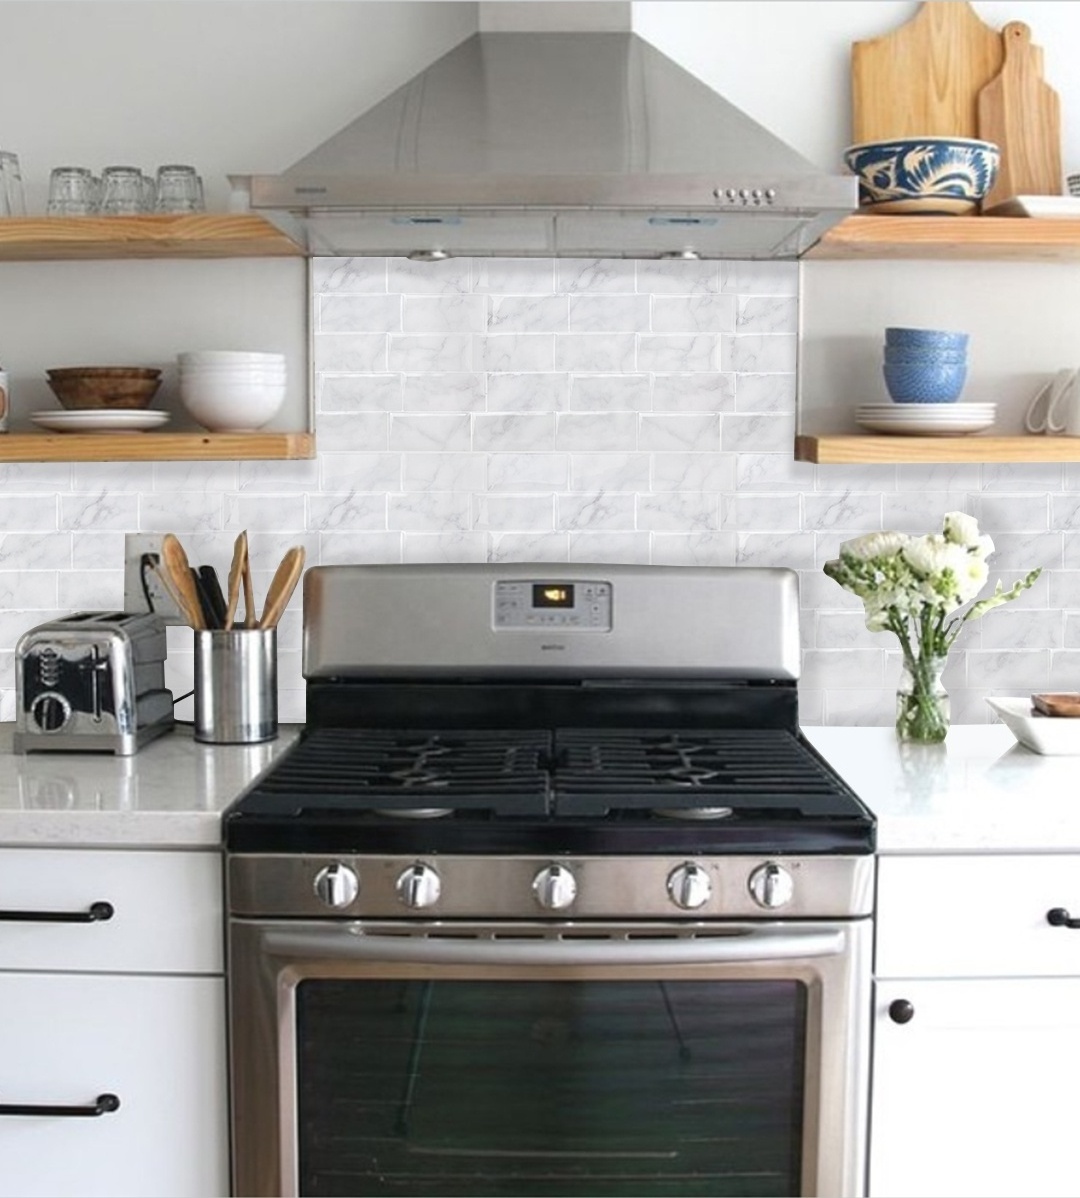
[803,724,1080,855]
[0,722,1075,855]
[0,723,299,849]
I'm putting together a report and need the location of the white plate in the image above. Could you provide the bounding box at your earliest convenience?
[987,697,1080,755]
[857,412,995,435]
[31,410,171,433]
[983,196,1080,219]
[856,403,995,415]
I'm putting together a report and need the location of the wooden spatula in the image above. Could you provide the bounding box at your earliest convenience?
[258,546,306,630]
[161,533,205,630]
[224,531,248,631]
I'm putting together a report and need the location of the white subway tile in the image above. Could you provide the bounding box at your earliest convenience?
[639,414,718,452]
[321,453,404,492]
[557,493,637,530]
[318,531,402,563]
[238,461,320,492]
[802,493,882,531]
[489,532,570,562]
[318,373,402,412]
[635,260,720,295]
[314,413,390,450]
[404,295,487,334]
[486,373,569,412]
[734,373,794,413]
[554,333,635,373]
[320,294,401,333]
[652,372,735,413]
[314,333,388,372]
[966,650,1050,689]
[63,491,138,532]
[649,533,736,566]
[567,532,651,563]
[721,333,797,373]
[637,493,720,531]
[387,257,471,295]
[651,453,734,492]
[308,494,388,531]
[569,375,651,412]
[721,261,798,296]
[402,532,488,562]
[737,531,815,568]
[476,333,555,372]
[736,452,815,491]
[139,495,224,533]
[72,533,123,572]
[403,373,486,412]
[0,572,56,607]
[313,258,387,293]
[979,609,1063,650]
[403,453,486,492]
[2,495,59,531]
[58,570,122,609]
[570,453,651,492]
[735,295,798,334]
[389,492,471,532]
[388,334,472,373]
[969,493,1050,531]
[489,453,569,491]
[224,495,306,533]
[490,296,569,333]
[637,334,719,372]
[472,259,556,295]
[474,414,556,452]
[390,414,471,451]
[722,413,794,453]
[557,413,639,452]
[558,259,637,293]
[154,462,238,492]
[651,295,735,333]
[723,494,802,530]
[473,495,554,531]
[568,295,650,333]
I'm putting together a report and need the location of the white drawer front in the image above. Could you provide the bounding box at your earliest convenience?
[877,855,1080,979]
[0,849,222,974]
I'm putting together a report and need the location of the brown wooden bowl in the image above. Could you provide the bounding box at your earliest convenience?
[45,367,162,410]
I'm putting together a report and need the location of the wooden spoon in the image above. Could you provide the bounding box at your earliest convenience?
[241,533,257,630]
[224,531,247,631]
[161,533,205,630]
[258,546,306,630]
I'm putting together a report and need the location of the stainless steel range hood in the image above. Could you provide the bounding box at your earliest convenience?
[241,31,855,259]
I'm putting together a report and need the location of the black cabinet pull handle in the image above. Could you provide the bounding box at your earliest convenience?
[0,901,113,924]
[0,1093,120,1118]
[888,999,915,1024]
[1047,908,1080,929]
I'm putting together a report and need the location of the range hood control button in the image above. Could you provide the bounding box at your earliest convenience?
[313,863,359,909]
[667,863,711,910]
[533,864,577,910]
[396,863,441,909]
[748,862,795,909]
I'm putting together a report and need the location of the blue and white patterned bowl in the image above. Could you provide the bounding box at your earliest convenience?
[844,137,1000,215]
[885,327,969,351]
[883,360,968,404]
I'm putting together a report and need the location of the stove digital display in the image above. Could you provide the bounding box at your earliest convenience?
[533,584,574,608]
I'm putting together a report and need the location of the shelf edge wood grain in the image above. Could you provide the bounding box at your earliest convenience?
[0,215,304,260]
[806,214,1080,260]
[795,435,1080,464]
[0,432,315,462]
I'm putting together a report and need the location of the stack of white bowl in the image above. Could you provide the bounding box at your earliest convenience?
[177,350,286,432]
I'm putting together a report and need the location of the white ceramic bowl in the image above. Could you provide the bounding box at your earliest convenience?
[986,697,1080,755]
[178,349,285,366]
[179,378,286,431]
[179,365,286,380]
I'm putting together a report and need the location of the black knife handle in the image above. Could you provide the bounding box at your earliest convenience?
[189,568,217,628]
[0,901,114,923]
[0,1093,120,1117]
[198,565,228,627]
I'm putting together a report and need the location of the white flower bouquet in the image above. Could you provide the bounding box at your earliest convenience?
[823,512,1041,741]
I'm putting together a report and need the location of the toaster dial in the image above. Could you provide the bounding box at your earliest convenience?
[31,692,72,733]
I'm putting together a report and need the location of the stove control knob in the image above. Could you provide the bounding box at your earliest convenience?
[667,863,712,910]
[396,863,441,909]
[533,864,577,911]
[313,863,359,909]
[748,862,795,910]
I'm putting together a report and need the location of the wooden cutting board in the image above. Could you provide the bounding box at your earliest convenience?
[977,21,1062,208]
[852,1,1003,143]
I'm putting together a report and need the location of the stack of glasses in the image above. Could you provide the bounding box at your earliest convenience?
[47,164,205,215]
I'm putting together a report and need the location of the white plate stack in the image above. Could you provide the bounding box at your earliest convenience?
[178,350,287,432]
[856,403,996,436]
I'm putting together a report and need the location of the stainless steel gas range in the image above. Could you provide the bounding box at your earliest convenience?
[224,564,875,1198]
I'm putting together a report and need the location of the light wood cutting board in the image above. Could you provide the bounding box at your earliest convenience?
[852,1,1003,143]
[978,21,1062,208]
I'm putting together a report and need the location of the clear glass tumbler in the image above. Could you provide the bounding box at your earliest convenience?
[46,166,98,215]
[0,152,25,216]
[100,165,148,215]
[154,164,205,213]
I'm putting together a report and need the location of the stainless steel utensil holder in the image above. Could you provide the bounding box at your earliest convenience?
[194,628,277,744]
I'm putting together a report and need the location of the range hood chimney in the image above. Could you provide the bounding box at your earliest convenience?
[239,30,854,259]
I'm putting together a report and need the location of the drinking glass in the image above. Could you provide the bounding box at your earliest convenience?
[154,164,205,213]
[46,166,98,216]
[0,152,25,216]
[100,165,148,215]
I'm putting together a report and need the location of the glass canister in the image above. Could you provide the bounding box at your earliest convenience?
[100,165,148,215]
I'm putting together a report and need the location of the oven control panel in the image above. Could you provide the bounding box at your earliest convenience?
[493,580,612,631]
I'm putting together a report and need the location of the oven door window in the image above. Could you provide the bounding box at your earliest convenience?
[296,978,806,1198]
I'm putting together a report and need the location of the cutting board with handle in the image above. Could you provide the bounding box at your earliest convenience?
[852,1,1003,143]
[977,21,1062,209]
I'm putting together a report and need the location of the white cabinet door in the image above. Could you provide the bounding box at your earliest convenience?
[870,978,1080,1198]
[0,972,227,1198]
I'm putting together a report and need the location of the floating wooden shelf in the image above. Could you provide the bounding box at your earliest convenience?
[0,215,304,261]
[796,434,1080,464]
[0,432,315,462]
[806,214,1080,261]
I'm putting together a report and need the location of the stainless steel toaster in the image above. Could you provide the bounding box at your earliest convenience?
[14,612,174,755]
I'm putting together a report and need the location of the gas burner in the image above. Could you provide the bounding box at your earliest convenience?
[653,805,734,821]
[372,807,453,820]
[387,769,450,788]
[665,765,722,787]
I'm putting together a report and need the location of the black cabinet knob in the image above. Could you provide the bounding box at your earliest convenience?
[1047,908,1080,929]
[888,998,915,1024]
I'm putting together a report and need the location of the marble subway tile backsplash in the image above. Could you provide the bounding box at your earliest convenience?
[0,256,1076,727]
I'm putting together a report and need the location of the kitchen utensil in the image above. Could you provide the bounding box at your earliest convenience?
[886,327,969,350]
[0,151,24,216]
[190,567,217,629]
[1032,693,1080,718]
[259,546,305,630]
[161,533,205,630]
[198,565,228,628]
[977,22,1062,211]
[194,627,277,744]
[240,532,256,630]
[224,532,247,631]
[851,2,1003,144]
[883,358,967,403]
[855,404,995,435]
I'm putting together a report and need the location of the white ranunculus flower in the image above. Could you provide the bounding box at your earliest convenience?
[902,534,962,579]
[840,530,911,562]
[943,511,981,548]
[955,555,989,603]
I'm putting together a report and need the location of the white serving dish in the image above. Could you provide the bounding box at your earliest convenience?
[983,196,1080,219]
[31,410,171,433]
[856,410,996,435]
[986,697,1080,755]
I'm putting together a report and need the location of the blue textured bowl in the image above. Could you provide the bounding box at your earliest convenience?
[884,346,967,365]
[844,138,1000,215]
[883,360,967,404]
[885,327,970,351]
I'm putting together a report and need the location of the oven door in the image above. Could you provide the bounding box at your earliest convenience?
[229,919,871,1198]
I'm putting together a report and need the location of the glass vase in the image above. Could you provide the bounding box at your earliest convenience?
[895,655,950,744]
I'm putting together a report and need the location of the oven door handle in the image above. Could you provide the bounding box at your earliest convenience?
[263,923,848,967]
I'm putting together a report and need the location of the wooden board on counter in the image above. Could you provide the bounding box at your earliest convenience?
[796,434,1080,465]
[0,432,315,462]
[0,215,303,261]
[806,214,1080,260]
[852,2,1003,142]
